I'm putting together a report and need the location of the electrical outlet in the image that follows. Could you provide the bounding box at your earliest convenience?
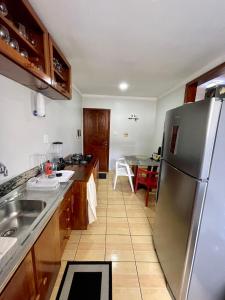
[43,134,49,144]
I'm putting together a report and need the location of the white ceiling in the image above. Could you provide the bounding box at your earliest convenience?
[30,0,225,97]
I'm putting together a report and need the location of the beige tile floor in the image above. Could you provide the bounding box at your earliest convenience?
[50,172,172,300]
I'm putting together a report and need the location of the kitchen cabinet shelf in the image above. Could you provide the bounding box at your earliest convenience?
[54,68,66,81]
[49,36,72,99]
[0,0,72,100]
[0,15,40,57]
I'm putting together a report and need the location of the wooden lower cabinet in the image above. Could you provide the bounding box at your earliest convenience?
[93,159,99,184]
[0,195,74,300]
[72,180,88,230]
[33,210,61,300]
[59,187,73,254]
[0,251,36,300]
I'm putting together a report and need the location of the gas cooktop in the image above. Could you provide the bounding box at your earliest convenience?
[65,154,93,166]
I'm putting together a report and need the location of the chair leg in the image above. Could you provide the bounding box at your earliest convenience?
[145,188,150,207]
[128,175,134,192]
[113,175,118,190]
[134,178,138,193]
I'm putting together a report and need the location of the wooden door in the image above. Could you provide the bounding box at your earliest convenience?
[0,251,36,300]
[83,108,110,172]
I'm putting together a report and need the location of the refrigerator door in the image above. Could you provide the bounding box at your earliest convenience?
[187,100,225,300]
[162,99,221,179]
[153,160,207,300]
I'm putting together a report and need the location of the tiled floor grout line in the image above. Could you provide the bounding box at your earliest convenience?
[104,179,110,261]
[73,233,82,260]
[127,200,144,300]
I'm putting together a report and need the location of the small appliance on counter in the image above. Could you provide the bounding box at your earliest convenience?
[151,147,161,161]
[52,142,66,170]
[152,153,161,161]
[52,141,63,159]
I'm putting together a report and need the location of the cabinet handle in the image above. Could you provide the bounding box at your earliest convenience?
[66,207,70,212]
[43,276,48,286]
[66,218,70,222]
[35,294,40,300]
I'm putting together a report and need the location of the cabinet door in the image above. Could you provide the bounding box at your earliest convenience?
[72,181,88,230]
[33,210,61,300]
[59,206,68,254]
[0,251,36,300]
[59,188,73,254]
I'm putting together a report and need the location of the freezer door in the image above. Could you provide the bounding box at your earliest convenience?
[163,99,221,179]
[153,161,207,300]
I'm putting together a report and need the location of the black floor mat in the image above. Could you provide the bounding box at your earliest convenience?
[99,173,107,179]
[56,261,112,300]
[68,272,102,300]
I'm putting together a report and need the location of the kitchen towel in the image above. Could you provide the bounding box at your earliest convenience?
[87,173,97,224]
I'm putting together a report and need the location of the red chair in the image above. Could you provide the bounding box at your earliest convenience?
[134,168,159,207]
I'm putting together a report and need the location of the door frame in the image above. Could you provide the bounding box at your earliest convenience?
[83,108,111,172]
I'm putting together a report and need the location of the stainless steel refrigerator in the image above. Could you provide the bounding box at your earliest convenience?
[153,87,225,300]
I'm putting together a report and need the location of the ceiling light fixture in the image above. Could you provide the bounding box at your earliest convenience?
[119,82,129,91]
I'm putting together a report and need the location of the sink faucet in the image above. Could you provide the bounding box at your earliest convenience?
[0,162,8,177]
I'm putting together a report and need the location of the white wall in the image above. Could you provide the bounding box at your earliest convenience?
[153,87,185,150]
[0,75,82,183]
[82,95,157,169]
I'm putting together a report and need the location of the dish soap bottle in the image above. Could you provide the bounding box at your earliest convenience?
[44,160,53,176]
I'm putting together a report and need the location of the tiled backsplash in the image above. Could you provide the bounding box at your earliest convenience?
[0,167,40,198]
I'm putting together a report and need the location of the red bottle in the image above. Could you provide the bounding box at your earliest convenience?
[44,160,53,176]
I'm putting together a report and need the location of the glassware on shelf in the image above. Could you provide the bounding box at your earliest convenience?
[0,24,10,43]
[36,64,43,71]
[20,49,28,59]
[27,30,37,47]
[53,57,63,73]
[9,38,19,52]
[17,23,27,39]
[0,2,8,17]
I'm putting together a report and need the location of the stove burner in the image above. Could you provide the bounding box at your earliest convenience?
[65,154,93,166]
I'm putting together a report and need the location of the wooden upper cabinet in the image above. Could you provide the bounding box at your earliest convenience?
[49,36,72,99]
[184,62,225,103]
[0,0,72,100]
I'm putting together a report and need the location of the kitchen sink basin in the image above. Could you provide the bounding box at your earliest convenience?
[0,200,46,238]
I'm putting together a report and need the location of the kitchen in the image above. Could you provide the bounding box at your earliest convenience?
[1,1,225,300]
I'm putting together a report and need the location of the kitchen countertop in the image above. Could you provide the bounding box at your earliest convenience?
[0,179,73,293]
[65,156,98,182]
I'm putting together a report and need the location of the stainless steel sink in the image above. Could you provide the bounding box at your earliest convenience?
[0,200,46,238]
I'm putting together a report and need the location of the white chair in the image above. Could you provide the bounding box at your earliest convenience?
[113,158,134,192]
